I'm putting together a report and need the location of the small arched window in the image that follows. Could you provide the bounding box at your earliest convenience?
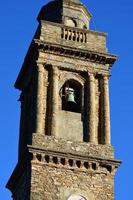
[66,18,77,27]
[60,79,82,113]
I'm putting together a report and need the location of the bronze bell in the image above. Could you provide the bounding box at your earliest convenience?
[65,87,77,104]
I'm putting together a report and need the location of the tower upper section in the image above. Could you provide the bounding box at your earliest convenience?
[32,0,108,54]
[14,0,117,161]
[37,0,92,29]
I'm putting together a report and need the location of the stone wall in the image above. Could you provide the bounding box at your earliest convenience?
[63,6,89,29]
[30,160,114,200]
[57,111,83,141]
[32,136,114,159]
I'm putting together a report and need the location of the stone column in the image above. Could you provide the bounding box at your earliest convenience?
[103,75,111,144]
[36,63,45,135]
[88,73,97,143]
[51,65,59,137]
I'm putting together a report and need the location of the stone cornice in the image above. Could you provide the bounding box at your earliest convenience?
[14,39,117,90]
[28,145,121,167]
[6,144,121,192]
[35,39,117,67]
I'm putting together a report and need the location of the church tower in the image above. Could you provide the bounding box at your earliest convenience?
[6,0,121,199]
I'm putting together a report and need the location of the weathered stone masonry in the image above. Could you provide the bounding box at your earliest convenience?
[6,0,121,199]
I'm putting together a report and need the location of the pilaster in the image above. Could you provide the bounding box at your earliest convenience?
[102,75,111,144]
[51,65,59,137]
[88,73,97,144]
[36,63,46,135]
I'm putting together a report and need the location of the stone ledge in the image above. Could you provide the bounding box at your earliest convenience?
[32,134,115,159]
[34,40,117,67]
[28,145,121,175]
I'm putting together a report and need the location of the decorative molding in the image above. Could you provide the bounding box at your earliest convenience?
[34,40,117,67]
[28,146,121,175]
[59,71,85,90]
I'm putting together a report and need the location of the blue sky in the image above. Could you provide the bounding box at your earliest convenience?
[0,0,133,199]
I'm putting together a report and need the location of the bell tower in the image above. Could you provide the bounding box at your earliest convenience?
[6,0,121,199]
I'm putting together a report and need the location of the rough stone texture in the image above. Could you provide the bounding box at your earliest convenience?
[32,136,114,159]
[30,160,114,200]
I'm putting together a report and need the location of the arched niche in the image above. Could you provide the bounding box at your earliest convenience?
[60,79,83,113]
[59,72,85,89]
[66,18,77,27]
[57,73,86,142]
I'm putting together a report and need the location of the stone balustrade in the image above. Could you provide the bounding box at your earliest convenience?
[61,27,87,43]
[39,21,107,53]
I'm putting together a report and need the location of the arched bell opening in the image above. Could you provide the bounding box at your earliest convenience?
[60,79,83,113]
[58,78,85,142]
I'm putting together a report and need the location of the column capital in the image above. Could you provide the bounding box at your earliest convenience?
[102,74,110,80]
[52,66,59,79]
[51,64,59,68]
[52,64,59,71]
[88,72,95,82]
[102,75,110,87]
[36,63,45,74]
